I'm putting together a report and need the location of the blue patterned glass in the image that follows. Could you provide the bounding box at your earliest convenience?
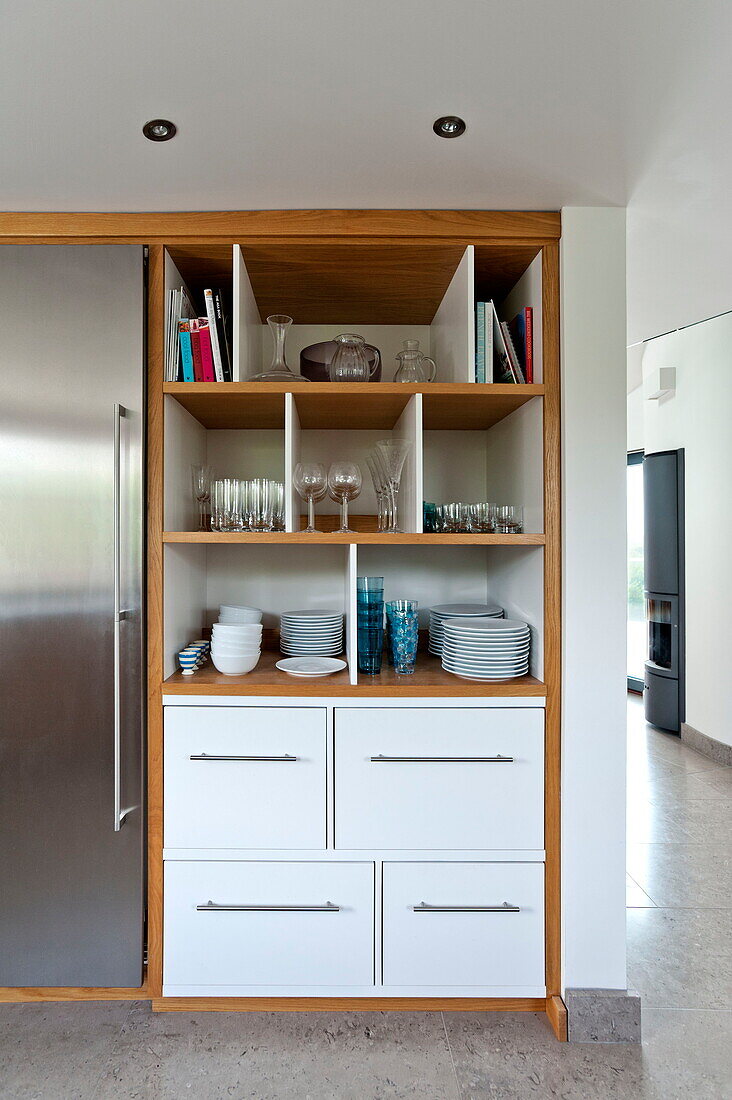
[389,611,419,674]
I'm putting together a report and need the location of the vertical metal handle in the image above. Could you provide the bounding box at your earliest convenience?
[113,403,128,832]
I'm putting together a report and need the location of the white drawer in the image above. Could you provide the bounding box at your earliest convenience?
[164,860,374,988]
[382,862,545,988]
[335,708,543,850]
[164,707,326,849]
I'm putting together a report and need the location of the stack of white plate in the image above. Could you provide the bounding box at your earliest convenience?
[218,604,262,624]
[280,610,344,656]
[210,618,263,676]
[441,617,530,681]
[428,602,503,656]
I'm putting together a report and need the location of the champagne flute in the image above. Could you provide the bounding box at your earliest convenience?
[374,439,411,533]
[328,461,362,534]
[293,462,327,533]
[191,464,212,532]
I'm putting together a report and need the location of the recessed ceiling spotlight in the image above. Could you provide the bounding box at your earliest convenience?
[143,119,177,142]
[433,115,466,139]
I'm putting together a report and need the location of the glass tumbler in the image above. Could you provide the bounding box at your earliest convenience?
[389,611,419,674]
[357,577,384,674]
[495,505,523,533]
[250,478,275,532]
[385,600,418,667]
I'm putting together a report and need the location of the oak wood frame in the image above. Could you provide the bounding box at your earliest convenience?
[0,211,563,1040]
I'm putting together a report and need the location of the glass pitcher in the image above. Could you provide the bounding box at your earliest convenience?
[328,334,380,382]
[394,339,437,383]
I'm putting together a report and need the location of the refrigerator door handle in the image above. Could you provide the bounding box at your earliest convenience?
[114,403,129,832]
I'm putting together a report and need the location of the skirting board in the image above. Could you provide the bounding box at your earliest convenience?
[681,722,732,767]
[0,985,148,1003]
[565,988,641,1043]
[152,996,546,1014]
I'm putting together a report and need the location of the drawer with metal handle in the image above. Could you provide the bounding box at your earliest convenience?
[164,707,327,849]
[164,861,374,989]
[335,708,544,851]
[382,862,545,990]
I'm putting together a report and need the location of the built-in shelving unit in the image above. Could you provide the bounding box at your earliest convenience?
[150,211,561,1030]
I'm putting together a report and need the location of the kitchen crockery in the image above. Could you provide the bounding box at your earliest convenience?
[276,657,347,677]
[251,314,307,383]
[328,333,380,382]
[210,652,261,676]
[300,340,382,382]
[394,339,437,383]
[293,462,328,533]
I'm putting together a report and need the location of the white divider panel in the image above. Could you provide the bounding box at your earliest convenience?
[486,546,544,680]
[499,252,543,383]
[164,544,206,678]
[164,395,206,531]
[284,393,301,532]
[233,245,263,382]
[430,245,474,383]
[393,394,423,533]
[345,545,358,684]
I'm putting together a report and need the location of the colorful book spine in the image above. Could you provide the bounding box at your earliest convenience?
[199,322,216,382]
[190,320,203,382]
[178,320,194,382]
[524,306,533,383]
[204,289,224,382]
[475,302,486,383]
[212,288,232,382]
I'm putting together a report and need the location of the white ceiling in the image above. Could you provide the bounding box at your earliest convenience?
[1,0,729,212]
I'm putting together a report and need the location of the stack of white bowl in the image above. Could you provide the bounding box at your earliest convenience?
[428,602,503,656]
[210,604,263,676]
[441,617,531,681]
[279,610,344,656]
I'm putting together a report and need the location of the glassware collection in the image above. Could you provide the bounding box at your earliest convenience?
[208,477,285,532]
[423,501,524,534]
[357,577,385,675]
[365,439,412,532]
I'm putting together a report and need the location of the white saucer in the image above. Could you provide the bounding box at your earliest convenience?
[276,657,347,677]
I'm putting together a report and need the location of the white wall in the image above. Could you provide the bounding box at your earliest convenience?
[561,207,628,990]
[641,316,732,747]
[627,385,644,453]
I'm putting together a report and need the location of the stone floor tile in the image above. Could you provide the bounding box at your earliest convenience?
[640,1009,732,1100]
[96,1009,460,1100]
[672,798,732,843]
[0,1001,133,1100]
[626,798,693,843]
[626,842,732,908]
[627,907,732,1008]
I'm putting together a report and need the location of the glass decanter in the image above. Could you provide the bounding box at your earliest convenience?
[252,314,308,382]
[394,339,437,383]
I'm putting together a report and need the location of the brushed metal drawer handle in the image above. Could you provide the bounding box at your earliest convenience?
[413,901,521,913]
[190,753,299,762]
[196,900,340,912]
[370,754,514,764]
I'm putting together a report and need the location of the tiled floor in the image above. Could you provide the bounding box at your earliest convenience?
[1,695,730,1098]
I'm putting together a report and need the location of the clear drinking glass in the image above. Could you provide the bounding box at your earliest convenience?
[328,462,362,534]
[293,462,327,533]
[211,478,244,532]
[249,478,276,531]
[251,315,308,383]
[495,504,523,533]
[191,465,212,531]
[272,481,285,531]
[374,439,411,533]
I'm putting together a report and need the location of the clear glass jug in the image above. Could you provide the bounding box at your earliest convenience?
[328,334,380,382]
[394,339,437,383]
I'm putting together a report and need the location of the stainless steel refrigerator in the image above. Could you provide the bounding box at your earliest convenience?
[0,245,145,986]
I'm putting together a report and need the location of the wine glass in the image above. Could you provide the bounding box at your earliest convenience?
[191,464,212,532]
[293,462,327,533]
[328,462,362,534]
[374,439,411,533]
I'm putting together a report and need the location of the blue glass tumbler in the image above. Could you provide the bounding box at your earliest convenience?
[385,600,418,666]
[389,611,419,674]
[357,577,384,674]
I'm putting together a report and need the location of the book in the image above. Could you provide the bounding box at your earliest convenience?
[199,321,216,382]
[475,302,485,383]
[203,288,224,382]
[212,288,232,382]
[507,307,533,383]
[490,302,513,383]
[165,285,196,381]
[501,321,525,383]
[190,319,203,382]
[178,320,194,382]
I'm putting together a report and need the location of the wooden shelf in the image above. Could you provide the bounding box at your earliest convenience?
[163,382,544,431]
[163,531,546,546]
[163,650,546,698]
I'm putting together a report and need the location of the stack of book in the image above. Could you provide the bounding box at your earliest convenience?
[474,302,533,384]
[165,286,232,382]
